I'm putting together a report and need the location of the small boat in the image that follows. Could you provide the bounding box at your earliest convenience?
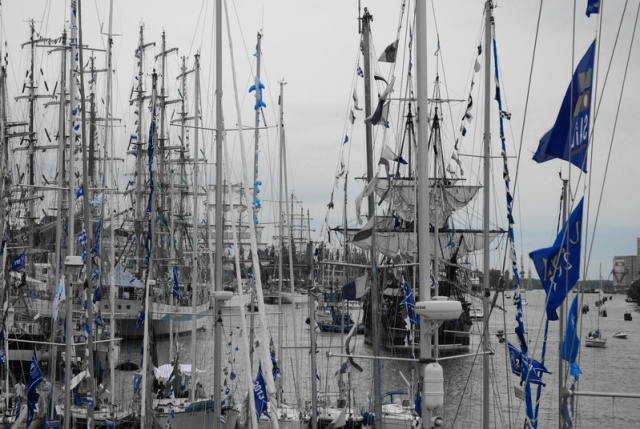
[469,307,484,321]
[624,311,633,321]
[585,329,607,348]
[613,332,628,339]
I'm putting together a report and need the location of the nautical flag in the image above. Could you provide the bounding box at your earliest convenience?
[533,41,596,172]
[353,90,362,110]
[561,295,583,381]
[27,351,43,427]
[0,331,5,365]
[507,342,549,386]
[379,39,399,62]
[349,110,356,125]
[86,392,94,406]
[414,382,422,417]
[333,361,351,380]
[76,184,84,199]
[0,233,6,256]
[9,251,27,272]
[133,373,142,395]
[374,74,388,85]
[136,311,145,330]
[341,275,367,301]
[89,193,103,206]
[343,135,349,145]
[352,216,374,244]
[401,281,419,326]
[172,265,180,300]
[146,105,157,267]
[586,0,599,17]
[92,218,102,257]
[354,177,377,223]
[269,338,280,381]
[366,77,395,126]
[530,198,584,321]
[93,284,102,304]
[52,275,66,322]
[79,230,88,261]
[253,363,270,420]
[378,146,407,179]
[357,66,364,78]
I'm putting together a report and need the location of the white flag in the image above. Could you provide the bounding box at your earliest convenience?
[52,275,66,322]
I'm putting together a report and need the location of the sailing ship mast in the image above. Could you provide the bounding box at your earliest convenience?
[104,0,117,408]
[481,2,493,427]
[213,0,224,425]
[415,0,433,426]
[360,8,382,422]
[189,53,201,402]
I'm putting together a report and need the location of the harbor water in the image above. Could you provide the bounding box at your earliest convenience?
[113,290,640,428]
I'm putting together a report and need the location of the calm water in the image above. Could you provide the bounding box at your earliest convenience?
[115,290,640,428]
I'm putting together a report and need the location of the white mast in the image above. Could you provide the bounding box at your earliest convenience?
[213,0,224,426]
[104,0,117,409]
[481,2,493,427]
[189,53,201,402]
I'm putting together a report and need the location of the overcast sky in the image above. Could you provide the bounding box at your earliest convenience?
[2,0,638,281]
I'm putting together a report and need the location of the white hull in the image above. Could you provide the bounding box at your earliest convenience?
[265,292,308,305]
[585,338,606,348]
[108,299,210,339]
[219,293,251,309]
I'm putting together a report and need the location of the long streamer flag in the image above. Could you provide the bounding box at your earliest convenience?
[561,294,583,381]
[253,363,270,420]
[146,105,157,267]
[27,352,43,427]
[52,275,66,322]
[530,198,584,321]
[172,265,180,300]
[533,40,596,172]
[401,280,419,326]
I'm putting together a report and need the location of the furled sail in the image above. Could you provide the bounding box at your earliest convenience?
[375,178,480,225]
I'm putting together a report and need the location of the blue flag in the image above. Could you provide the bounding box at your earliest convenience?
[530,198,584,321]
[0,331,6,365]
[414,382,422,418]
[561,295,583,381]
[27,352,43,427]
[9,251,27,272]
[533,41,596,172]
[400,281,419,326]
[507,342,549,386]
[136,311,145,330]
[133,373,142,395]
[341,275,367,301]
[269,338,280,381]
[253,363,270,420]
[172,266,180,300]
[586,0,599,17]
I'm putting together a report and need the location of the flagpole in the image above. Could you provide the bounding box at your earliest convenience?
[558,179,567,429]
